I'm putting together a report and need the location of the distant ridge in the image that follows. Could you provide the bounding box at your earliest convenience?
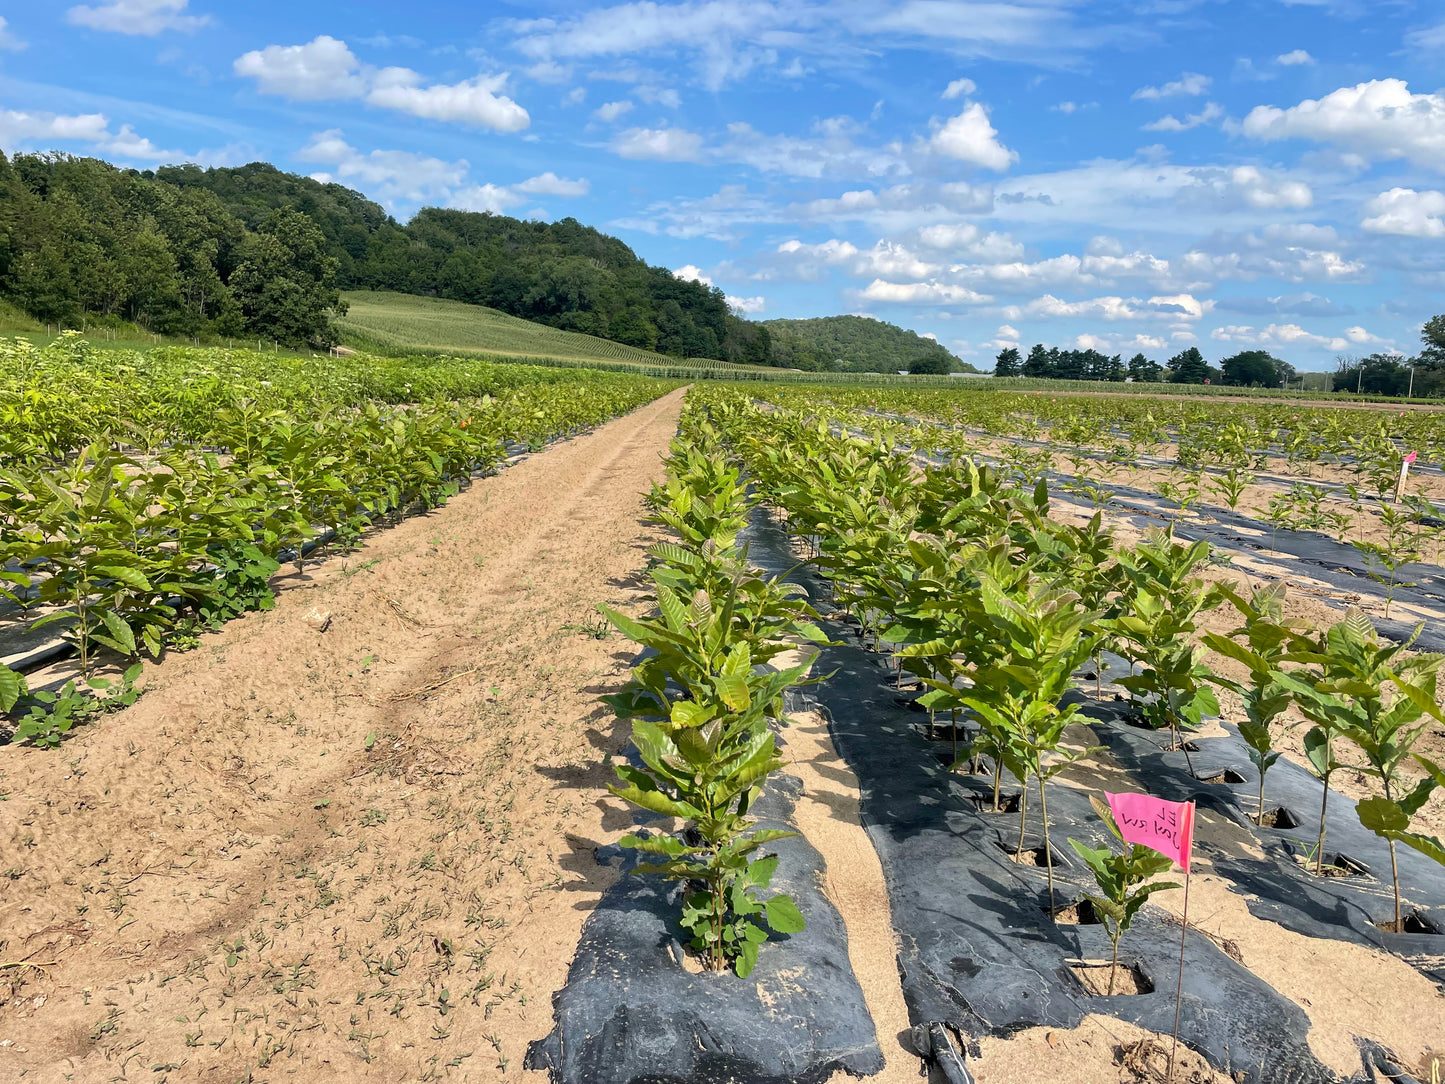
[760,314,979,374]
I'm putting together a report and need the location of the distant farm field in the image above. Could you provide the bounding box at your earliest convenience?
[336,290,760,373]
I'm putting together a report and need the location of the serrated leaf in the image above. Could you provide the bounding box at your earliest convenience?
[764,893,806,934]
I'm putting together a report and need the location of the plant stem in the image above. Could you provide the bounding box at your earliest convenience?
[1039,774,1055,915]
[1384,778,1401,932]
[1315,768,1330,876]
[1108,938,1120,996]
[1016,779,1029,858]
[1257,759,1267,827]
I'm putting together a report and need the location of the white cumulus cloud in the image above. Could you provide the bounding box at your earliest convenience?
[0,108,111,144]
[1133,72,1210,100]
[942,77,977,100]
[234,36,368,99]
[1210,323,1350,351]
[1142,102,1223,132]
[1002,293,1211,322]
[366,69,529,131]
[67,0,207,35]
[1276,49,1315,66]
[448,184,527,215]
[1241,79,1445,170]
[235,36,529,131]
[673,264,714,284]
[861,279,991,305]
[298,130,585,211]
[612,125,705,160]
[299,129,469,203]
[1360,187,1445,237]
[727,294,765,313]
[594,99,634,122]
[515,171,590,197]
[930,103,1017,171]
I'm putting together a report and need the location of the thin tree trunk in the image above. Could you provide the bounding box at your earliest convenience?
[1040,774,1056,915]
[1384,778,1401,931]
[1016,781,1029,858]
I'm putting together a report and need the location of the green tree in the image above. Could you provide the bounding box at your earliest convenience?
[11,246,79,325]
[1128,353,1162,383]
[229,208,345,346]
[909,353,954,375]
[993,345,1022,376]
[1021,343,1052,377]
[1334,353,1411,397]
[1167,347,1209,384]
[1221,349,1287,388]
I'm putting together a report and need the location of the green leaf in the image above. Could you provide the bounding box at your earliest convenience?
[99,610,137,657]
[95,565,153,593]
[734,939,760,978]
[1356,796,1410,835]
[0,664,25,714]
[764,893,806,934]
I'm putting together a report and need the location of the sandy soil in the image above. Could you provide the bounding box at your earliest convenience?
[1148,848,1445,1077]
[780,707,928,1083]
[0,388,686,1082]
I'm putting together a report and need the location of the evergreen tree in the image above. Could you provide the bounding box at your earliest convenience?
[993,345,1022,376]
[1127,353,1162,382]
[1167,346,1209,384]
[1022,343,1051,377]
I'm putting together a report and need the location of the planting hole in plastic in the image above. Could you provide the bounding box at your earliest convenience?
[1295,851,1371,879]
[1254,806,1301,829]
[968,792,1022,814]
[1376,911,1443,936]
[1049,898,1101,925]
[996,842,1068,869]
[1069,962,1154,996]
[1195,768,1248,786]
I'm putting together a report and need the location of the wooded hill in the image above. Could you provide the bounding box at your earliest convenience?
[763,314,977,374]
[0,153,764,362]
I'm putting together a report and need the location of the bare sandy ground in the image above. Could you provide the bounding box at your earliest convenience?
[0,388,686,1082]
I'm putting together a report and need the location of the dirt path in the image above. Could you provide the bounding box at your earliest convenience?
[0,388,686,1083]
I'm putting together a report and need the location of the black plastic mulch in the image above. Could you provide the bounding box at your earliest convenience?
[744,510,1436,1084]
[525,771,886,1084]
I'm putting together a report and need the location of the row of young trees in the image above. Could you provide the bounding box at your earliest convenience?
[992,344,1300,388]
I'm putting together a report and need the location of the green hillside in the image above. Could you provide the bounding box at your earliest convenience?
[336,290,763,372]
[763,315,979,374]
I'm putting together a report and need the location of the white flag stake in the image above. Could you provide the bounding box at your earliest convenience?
[1167,861,1192,1083]
[1395,451,1417,504]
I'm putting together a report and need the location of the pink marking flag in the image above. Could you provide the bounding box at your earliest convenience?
[1106,792,1195,872]
[1405,451,1418,465]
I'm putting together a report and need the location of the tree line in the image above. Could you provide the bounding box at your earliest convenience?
[1333,318,1445,397]
[995,325,1445,396]
[991,343,1308,388]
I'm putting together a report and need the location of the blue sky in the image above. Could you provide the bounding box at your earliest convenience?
[1,0,1443,371]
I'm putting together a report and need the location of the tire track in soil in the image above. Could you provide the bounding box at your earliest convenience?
[0,388,686,1082]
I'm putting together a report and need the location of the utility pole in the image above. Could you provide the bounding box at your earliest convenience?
[1357,363,1363,394]
[1408,365,1416,399]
